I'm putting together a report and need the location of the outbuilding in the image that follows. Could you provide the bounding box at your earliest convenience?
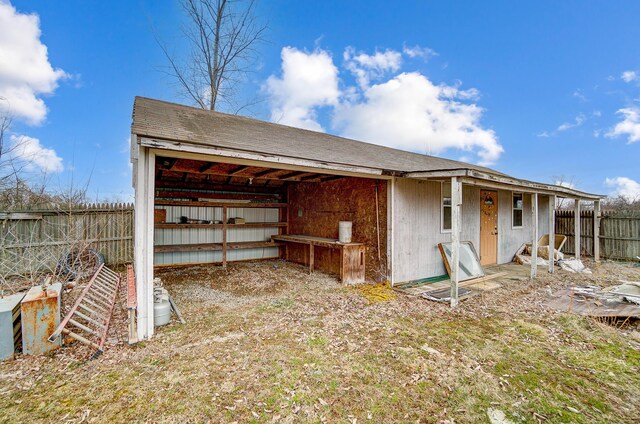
[131,96,603,340]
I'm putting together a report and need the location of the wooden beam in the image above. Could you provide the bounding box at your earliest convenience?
[319,175,347,183]
[530,193,538,279]
[199,162,216,173]
[253,169,281,178]
[574,200,581,259]
[299,173,325,181]
[283,171,313,180]
[278,170,307,180]
[549,195,555,274]
[228,165,252,175]
[594,199,601,262]
[450,176,462,308]
[155,179,282,194]
[160,158,177,170]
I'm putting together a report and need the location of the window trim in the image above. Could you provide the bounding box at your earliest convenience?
[441,181,452,233]
[512,192,524,229]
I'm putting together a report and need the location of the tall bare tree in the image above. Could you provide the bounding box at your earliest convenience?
[161,0,267,112]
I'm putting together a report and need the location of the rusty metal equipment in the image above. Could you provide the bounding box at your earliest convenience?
[126,265,138,344]
[49,264,120,358]
[21,283,62,355]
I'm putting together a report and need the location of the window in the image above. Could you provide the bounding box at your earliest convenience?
[442,182,452,232]
[512,192,523,228]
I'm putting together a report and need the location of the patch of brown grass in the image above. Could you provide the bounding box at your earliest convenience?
[0,260,639,423]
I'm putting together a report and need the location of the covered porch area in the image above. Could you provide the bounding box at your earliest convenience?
[410,171,604,307]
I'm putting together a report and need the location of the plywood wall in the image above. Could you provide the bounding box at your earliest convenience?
[287,178,388,282]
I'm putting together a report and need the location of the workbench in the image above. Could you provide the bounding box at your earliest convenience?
[271,235,366,284]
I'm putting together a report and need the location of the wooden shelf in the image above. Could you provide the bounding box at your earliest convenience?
[155,241,283,253]
[155,222,288,229]
[154,200,288,208]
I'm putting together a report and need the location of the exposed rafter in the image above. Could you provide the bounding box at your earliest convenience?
[161,158,178,170]
[199,162,217,173]
[228,165,252,175]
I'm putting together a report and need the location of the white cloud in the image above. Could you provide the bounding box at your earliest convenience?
[605,176,640,200]
[334,72,502,165]
[573,89,587,102]
[344,47,402,89]
[621,70,638,83]
[265,47,503,166]
[0,2,67,124]
[607,107,640,143]
[402,45,438,61]
[264,47,340,131]
[9,134,63,173]
[557,114,586,132]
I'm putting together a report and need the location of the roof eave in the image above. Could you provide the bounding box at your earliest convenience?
[405,169,605,200]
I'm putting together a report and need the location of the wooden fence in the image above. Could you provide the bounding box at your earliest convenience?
[0,203,134,277]
[555,210,640,260]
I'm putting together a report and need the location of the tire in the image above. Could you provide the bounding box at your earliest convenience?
[58,248,105,280]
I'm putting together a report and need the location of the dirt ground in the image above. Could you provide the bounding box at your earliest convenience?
[1,259,639,423]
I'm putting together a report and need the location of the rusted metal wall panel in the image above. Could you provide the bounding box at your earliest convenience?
[21,283,62,355]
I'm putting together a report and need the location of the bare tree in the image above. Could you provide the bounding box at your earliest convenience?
[160,0,267,112]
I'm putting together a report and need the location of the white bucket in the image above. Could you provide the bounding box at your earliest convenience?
[338,221,352,243]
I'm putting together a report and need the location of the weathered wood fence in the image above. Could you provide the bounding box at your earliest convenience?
[0,203,134,277]
[555,210,640,260]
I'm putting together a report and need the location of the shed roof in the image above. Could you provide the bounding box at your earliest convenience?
[132,96,603,199]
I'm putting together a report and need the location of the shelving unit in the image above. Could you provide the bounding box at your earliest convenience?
[153,200,289,267]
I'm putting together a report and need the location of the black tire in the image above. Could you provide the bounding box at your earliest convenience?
[57,248,105,280]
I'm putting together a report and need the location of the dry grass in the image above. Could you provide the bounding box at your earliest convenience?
[0,259,639,423]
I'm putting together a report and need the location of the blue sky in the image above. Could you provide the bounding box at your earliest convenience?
[2,0,640,201]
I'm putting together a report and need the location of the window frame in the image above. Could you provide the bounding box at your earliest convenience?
[441,181,452,233]
[512,192,524,229]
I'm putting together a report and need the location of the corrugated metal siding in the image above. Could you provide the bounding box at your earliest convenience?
[153,205,280,266]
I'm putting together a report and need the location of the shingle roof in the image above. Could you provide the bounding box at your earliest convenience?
[131,96,603,199]
[131,96,506,176]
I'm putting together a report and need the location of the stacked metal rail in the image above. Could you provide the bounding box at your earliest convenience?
[49,264,120,358]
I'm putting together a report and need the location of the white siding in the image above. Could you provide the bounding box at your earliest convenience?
[393,178,543,283]
[154,205,280,266]
[392,179,480,283]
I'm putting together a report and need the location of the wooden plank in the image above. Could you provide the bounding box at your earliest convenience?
[574,200,581,259]
[594,200,601,262]
[549,195,555,274]
[154,241,283,253]
[155,222,288,229]
[450,177,461,308]
[222,206,227,267]
[531,193,538,279]
[154,200,289,208]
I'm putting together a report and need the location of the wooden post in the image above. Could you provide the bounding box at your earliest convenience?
[548,195,555,274]
[594,199,601,262]
[450,177,462,308]
[309,244,314,274]
[134,142,156,340]
[222,206,228,267]
[530,193,538,279]
[574,200,581,260]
